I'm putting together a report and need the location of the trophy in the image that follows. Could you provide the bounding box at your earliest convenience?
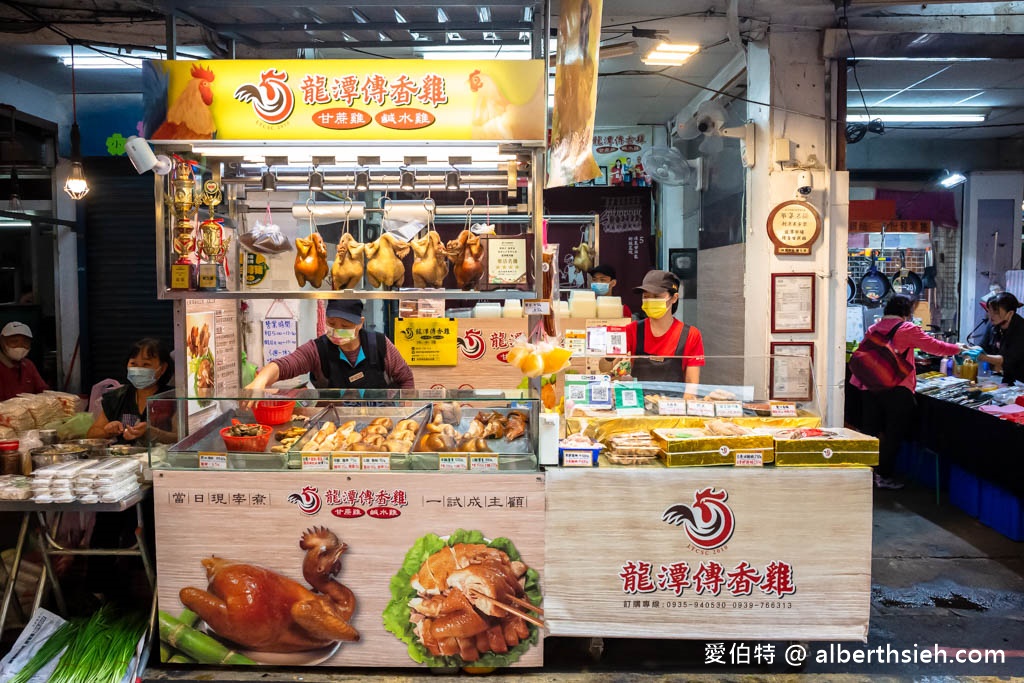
[169,157,199,288]
[198,179,230,289]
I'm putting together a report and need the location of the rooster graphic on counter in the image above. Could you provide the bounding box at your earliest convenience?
[467,69,545,141]
[146,63,217,140]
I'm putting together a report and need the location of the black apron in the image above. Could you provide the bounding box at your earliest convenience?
[312,330,391,390]
[631,320,690,383]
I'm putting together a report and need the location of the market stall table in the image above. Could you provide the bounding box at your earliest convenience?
[0,487,154,637]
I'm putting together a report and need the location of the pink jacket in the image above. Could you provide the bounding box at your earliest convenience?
[850,317,960,392]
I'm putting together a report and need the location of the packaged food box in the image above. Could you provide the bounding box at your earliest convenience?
[772,427,878,466]
[652,428,775,467]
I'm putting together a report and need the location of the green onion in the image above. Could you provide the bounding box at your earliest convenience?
[9,619,81,683]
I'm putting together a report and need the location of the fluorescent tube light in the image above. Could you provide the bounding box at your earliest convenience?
[351,8,369,23]
[477,7,491,22]
[60,55,145,69]
[189,144,517,165]
[393,9,408,23]
[848,113,986,123]
[437,8,449,23]
[653,42,700,53]
[939,172,967,188]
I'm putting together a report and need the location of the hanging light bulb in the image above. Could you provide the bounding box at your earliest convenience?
[8,167,22,210]
[354,169,370,192]
[308,167,324,192]
[261,168,277,191]
[63,43,89,201]
[445,168,461,191]
[399,167,416,191]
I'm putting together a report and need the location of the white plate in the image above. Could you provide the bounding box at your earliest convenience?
[238,641,341,666]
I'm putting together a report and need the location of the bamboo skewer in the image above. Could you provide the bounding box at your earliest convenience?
[468,590,545,629]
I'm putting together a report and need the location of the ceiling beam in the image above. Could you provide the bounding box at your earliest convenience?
[249,38,529,49]
[208,20,533,33]
[163,0,536,7]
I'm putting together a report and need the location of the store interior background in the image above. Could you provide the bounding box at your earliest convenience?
[0,0,1021,422]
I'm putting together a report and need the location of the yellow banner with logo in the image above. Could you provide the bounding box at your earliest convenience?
[394,318,458,366]
[144,59,545,143]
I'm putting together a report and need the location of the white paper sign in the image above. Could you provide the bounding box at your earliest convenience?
[735,451,765,467]
[440,455,469,471]
[331,455,360,471]
[199,453,227,470]
[715,402,744,417]
[262,318,297,364]
[524,300,551,316]
[771,403,798,417]
[687,401,716,417]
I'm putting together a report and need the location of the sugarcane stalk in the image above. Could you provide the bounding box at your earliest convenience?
[168,654,195,664]
[160,642,172,661]
[178,609,199,628]
[158,611,256,666]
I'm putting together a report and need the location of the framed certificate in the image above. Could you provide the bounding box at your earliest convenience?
[770,342,815,402]
[771,273,816,334]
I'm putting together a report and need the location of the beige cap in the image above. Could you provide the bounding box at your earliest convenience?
[1,322,32,338]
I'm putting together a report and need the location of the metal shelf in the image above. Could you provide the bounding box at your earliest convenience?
[158,288,538,301]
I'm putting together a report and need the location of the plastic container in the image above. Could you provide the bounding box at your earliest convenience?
[1,441,20,475]
[220,423,273,453]
[961,358,978,383]
[949,464,981,518]
[502,300,523,318]
[596,296,623,319]
[253,401,297,426]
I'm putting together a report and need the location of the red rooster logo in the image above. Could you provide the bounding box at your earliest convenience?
[152,64,216,140]
[287,486,322,516]
[234,69,295,125]
[457,328,485,360]
[663,487,736,550]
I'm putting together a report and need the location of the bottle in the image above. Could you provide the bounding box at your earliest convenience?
[979,361,992,380]
[961,358,978,383]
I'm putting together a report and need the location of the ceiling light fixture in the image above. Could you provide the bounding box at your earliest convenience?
[63,43,89,201]
[847,113,986,124]
[445,168,461,191]
[642,42,700,66]
[351,8,369,23]
[60,54,144,70]
[261,167,277,191]
[354,169,370,192]
[477,7,491,22]
[436,8,449,23]
[378,31,392,42]
[938,171,967,188]
[399,167,416,191]
[446,32,465,41]
[308,167,324,192]
[393,9,408,23]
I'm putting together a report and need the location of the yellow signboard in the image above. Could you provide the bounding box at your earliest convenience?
[145,59,546,143]
[394,317,458,366]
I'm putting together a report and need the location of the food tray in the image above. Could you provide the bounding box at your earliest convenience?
[290,404,432,457]
[413,409,535,456]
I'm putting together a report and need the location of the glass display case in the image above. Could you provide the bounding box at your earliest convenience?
[146,389,539,473]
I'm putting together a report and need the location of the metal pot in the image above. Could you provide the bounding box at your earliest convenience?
[37,429,59,446]
[67,438,114,459]
[30,444,89,469]
[106,445,148,457]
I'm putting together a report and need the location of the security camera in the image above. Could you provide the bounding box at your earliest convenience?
[126,136,172,176]
[796,170,813,197]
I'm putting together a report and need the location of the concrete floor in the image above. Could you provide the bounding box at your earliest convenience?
[146,486,1024,681]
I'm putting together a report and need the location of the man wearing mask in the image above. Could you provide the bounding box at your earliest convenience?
[587,264,632,318]
[626,270,704,391]
[247,300,414,391]
[0,322,48,401]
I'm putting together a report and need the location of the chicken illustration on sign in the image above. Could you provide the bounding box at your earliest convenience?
[152,64,217,140]
[662,487,736,551]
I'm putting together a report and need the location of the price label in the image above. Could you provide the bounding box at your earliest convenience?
[198,264,218,289]
[770,403,798,417]
[470,455,500,472]
[301,454,330,471]
[439,455,469,472]
[687,401,716,417]
[170,264,191,290]
[735,451,765,467]
[657,399,688,415]
[561,449,596,467]
[524,300,551,316]
[198,452,227,470]
[564,329,586,355]
[361,456,391,471]
[715,402,744,418]
[330,454,360,471]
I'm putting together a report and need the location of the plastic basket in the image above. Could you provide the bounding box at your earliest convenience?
[220,422,272,452]
[253,400,296,426]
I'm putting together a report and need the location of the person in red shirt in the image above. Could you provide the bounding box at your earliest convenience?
[626,270,704,393]
[0,321,48,401]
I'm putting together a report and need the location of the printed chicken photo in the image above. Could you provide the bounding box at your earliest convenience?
[151,64,217,140]
[384,531,542,667]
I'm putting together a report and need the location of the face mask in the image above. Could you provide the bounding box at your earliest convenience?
[127,367,158,389]
[642,299,670,320]
[4,346,28,361]
[328,327,358,345]
[591,282,610,296]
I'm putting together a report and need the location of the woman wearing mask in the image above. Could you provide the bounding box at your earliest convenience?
[87,338,176,444]
[247,300,414,391]
[970,292,1024,384]
[0,322,48,401]
[587,264,632,318]
[626,270,704,392]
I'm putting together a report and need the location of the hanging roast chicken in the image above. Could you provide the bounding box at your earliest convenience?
[411,231,449,288]
[295,233,329,288]
[365,232,411,288]
[446,230,485,290]
[332,233,366,290]
[571,241,594,274]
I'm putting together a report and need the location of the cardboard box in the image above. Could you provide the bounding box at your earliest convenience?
[773,427,878,467]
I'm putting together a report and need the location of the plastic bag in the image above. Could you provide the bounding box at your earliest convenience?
[56,413,95,440]
[242,351,257,387]
[239,205,291,255]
